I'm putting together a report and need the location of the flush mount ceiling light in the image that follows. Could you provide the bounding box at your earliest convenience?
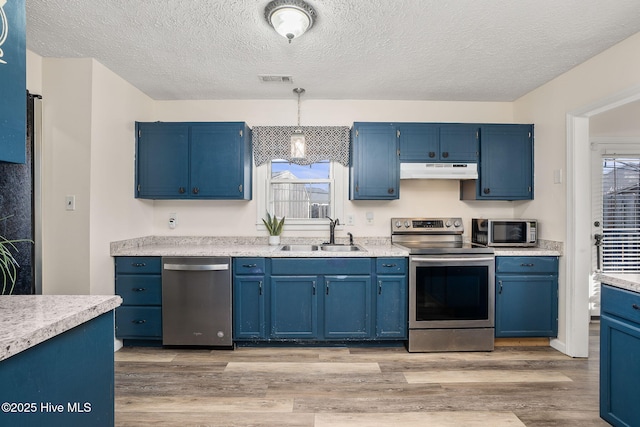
[264,0,316,43]
[291,87,306,159]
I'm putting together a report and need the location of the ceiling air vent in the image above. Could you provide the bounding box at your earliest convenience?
[258,74,293,83]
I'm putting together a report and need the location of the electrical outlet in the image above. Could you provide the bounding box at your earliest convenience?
[366,211,374,225]
[346,214,355,226]
[169,213,177,229]
[65,195,76,211]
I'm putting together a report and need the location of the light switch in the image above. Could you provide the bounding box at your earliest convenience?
[553,169,563,184]
[65,195,76,211]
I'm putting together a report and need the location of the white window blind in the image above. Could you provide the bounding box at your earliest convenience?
[602,158,640,272]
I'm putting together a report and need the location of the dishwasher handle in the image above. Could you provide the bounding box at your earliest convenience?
[163,263,229,271]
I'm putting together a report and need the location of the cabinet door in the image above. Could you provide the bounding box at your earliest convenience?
[495,274,558,337]
[324,275,372,339]
[376,275,409,339]
[190,124,247,199]
[233,275,266,340]
[136,123,189,199]
[376,275,408,339]
[398,124,439,162]
[600,314,640,426]
[350,123,399,200]
[439,124,479,162]
[270,276,318,339]
[477,124,533,200]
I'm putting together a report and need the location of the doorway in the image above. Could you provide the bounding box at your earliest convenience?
[567,85,640,357]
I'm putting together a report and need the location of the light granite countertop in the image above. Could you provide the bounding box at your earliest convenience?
[110,236,408,258]
[595,273,640,294]
[110,236,561,258]
[0,295,122,362]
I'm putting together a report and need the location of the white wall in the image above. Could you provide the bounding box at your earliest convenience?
[33,55,155,294]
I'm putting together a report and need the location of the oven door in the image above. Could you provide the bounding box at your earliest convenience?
[409,255,495,329]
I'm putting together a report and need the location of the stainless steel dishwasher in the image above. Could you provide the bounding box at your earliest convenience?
[161,257,232,347]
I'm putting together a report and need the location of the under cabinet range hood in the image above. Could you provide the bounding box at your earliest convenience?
[400,163,478,180]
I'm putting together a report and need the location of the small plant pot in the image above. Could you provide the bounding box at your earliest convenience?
[268,235,281,246]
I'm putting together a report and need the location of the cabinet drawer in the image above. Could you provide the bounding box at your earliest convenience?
[496,256,558,274]
[271,258,371,275]
[116,275,162,305]
[602,284,640,325]
[115,306,162,339]
[116,257,161,274]
[376,258,407,274]
[233,258,266,275]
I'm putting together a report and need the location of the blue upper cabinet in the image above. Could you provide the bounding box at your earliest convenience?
[190,123,252,199]
[0,0,27,163]
[135,122,252,200]
[461,124,534,200]
[399,123,479,162]
[350,122,399,200]
[136,123,189,198]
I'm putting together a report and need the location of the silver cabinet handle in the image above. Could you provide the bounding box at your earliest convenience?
[164,263,229,271]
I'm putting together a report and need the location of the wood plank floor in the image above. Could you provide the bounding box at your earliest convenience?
[114,323,607,426]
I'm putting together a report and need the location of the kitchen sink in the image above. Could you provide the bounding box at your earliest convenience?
[319,244,364,252]
[280,244,319,252]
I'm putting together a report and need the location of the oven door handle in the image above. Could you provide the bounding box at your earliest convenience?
[411,256,495,263]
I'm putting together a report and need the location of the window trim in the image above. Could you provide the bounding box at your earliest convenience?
[255,161,346,232]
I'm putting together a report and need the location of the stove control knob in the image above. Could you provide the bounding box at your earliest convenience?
[445,220,452,227]
[454,220,461,228]
[394,221,402,228]
[404,221,411,228]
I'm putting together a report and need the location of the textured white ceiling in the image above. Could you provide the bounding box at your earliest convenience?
[26,0,640,101]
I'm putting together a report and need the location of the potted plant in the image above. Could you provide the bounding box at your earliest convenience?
[1,216,32,295]
[262,212,285,246]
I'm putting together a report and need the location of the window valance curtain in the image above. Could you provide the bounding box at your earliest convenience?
[252,126,350,166]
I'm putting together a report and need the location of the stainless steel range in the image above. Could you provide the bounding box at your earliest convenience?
[391,218,495,352]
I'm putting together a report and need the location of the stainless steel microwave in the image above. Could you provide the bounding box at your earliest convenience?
[471,219,537,247]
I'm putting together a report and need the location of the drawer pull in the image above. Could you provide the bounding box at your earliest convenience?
[242,264,257,268]
[520,263,535,267]
[382,263,397,268]
[633,304,640,311]
[132,288,146,292]
[132,262,146,267]
[132,319,146,324]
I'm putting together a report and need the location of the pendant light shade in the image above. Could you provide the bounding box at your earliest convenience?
[290,87,306,159]
[265,0,316,43]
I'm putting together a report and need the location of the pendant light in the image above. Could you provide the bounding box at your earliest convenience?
[265,0,316,43]
[291,88,306,159]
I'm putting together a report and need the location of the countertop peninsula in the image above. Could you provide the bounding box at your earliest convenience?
[595,272,640,294]
[0,295,122,362]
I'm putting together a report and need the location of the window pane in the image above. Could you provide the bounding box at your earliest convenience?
[271,160,330,180]
[273,183,330,219]
[602,158,640,273]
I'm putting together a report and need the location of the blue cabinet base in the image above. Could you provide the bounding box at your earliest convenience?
[0,312,115,427]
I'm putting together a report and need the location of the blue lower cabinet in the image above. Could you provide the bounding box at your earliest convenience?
[115,256,162,345]
[270,275,319,339]
[0,312,115,426]
[600,284,640,426]
[233,275,267,339]
[495,256,558,338]
[324,275,372,339]
[232,257,408,343]
[376,275,408,339]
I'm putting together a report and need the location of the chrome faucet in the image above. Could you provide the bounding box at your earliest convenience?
[327,217,340,244]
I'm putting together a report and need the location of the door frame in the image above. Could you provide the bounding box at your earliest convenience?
[566,84,640,357]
